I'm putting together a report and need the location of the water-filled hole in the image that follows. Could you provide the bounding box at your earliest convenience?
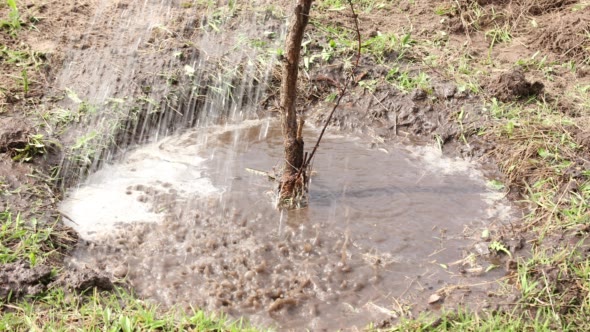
[61,119,513,330]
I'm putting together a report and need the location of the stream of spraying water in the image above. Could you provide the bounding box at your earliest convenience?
[55,0,284,185]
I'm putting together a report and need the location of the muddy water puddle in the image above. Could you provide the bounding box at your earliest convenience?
[61,119,512,331]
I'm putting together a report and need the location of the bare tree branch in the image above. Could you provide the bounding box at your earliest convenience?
[300,0,362,174]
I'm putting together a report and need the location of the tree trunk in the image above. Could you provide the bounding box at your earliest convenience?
[279,0,312,206]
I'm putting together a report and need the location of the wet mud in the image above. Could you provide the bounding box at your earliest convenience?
[61,120,515,330]
[0,260,114,301]
[0,261,53,301]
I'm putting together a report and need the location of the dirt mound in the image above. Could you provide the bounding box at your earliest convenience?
[0,116,29,155]
[0,261,53,301]
[473,0,575,13]
[522,0,578,15]
[486,69,544,102]
[530,7,590,61]
[50,267,114,293]
[448,0,580,34]
[0,260,115,303]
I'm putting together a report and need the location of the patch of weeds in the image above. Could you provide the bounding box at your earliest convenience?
[489,100,581,171]
[316,0,388,13]
[358,78,379,93]
[0,210,62,266]
[485,24,511,62]
[0,0,22,36]
[431,30,450,47]
[386,66,430,93]
[297,30,354,71]
[434,134,444,152]
[562,60,577,74]
[41,108,82,135]
[392,307,554,331]
[301,39,322,71]
[485,98,519,120]
[0,287,261,331]
[560,181,590,225]
[515,52,558,79]
[309,22,357,65]
[390,242,590,330]
[572,2,590,11]
[0,45,46,98]
[39,91,97,136]
[487,24,510,39]
[487,179,505,191]
[12,134,46,162]
[508,243,590,330]
[362,31,414,63]
[49,93,129,174]
[199,2,238,32]
[455,1,486,32]
[325,92,338,102]
[0,177,8,196]
[443,53,483,93]
[69,131,100,166]
[0,45,45,68]
[248,38,269,50]
[320,39,338,62]
[570,84,590,111]
[259,4,284,20]
[434,3,457,16]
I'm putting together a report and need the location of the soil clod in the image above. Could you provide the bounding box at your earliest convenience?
[487,69,544,102]
[0,117,30,155]
[50,267,114,293]
[0,261,53,302]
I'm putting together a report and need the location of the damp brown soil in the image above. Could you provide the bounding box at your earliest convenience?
[60,119,514,331]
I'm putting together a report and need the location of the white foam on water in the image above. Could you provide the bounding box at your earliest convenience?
[60,137,220,240]
[60,119,277,240]
[409,145,481,177]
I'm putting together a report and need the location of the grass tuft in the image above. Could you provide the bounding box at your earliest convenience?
[0,287,263,331]
[0,210,66,266]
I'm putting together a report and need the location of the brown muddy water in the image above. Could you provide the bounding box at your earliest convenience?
[60,119,512,331]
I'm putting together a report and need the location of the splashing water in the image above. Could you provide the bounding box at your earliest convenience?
[61,119,513,330]
[55,0,285,185]
[54,1,516,330]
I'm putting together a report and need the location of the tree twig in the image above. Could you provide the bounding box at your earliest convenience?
[299,0,362,175]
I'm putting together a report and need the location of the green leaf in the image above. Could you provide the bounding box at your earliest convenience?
[28,252,36,266]
[538,148,551,159]
[21,69,28,94]
[119,315,133,332]
[486,179,505,191]
[489,241,512,257]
